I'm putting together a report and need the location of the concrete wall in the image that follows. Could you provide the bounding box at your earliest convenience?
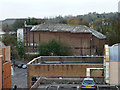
[118,62,120,84]
[109,62,120,85]
[30,56,104,64]
[109,44,120,85]
[2,61,11,88]
[40,56,103,61]
[27,64,103,88]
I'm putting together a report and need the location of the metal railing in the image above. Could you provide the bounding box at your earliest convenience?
[27,56,104,65]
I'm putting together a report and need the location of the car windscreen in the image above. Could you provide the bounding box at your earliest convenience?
[83,80,95,84]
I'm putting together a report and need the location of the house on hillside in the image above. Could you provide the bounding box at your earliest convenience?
[23,24,106,56]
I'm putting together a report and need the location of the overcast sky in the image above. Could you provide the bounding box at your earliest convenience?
[0,0,119,20]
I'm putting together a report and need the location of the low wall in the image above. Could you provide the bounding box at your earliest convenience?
[40,77,104,84]
[28,56,104,64]
[27,64,103,88]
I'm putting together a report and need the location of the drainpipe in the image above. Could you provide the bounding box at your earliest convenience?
[2,61,3,89]
[90,36,93,56]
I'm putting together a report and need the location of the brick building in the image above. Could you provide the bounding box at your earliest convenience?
[0,52,2,89]
[23,24,106,56]
[0,41,11,89]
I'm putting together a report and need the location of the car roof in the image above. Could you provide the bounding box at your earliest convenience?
[83,78,94,80]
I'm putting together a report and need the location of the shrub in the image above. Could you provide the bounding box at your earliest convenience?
[38,39,72,56]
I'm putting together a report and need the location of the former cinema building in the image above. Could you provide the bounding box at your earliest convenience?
[23,24,106,56]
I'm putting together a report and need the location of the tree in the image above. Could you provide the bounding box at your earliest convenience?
[38,39,72,56]
[16,40,25,58]
[26,17,40,25]
[38,42,49,56]
[2,34,16,46]
[2,34,20,59]
[12,19,24,31]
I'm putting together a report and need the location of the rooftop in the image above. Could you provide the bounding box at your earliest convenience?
[0,41,6,48]
[30,24,106,39]
[27,56,104,65]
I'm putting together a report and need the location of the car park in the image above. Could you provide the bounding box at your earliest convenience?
[46,85,58,90]
[81,78,96,90]
[58,85,77,90]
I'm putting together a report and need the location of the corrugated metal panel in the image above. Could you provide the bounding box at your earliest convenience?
[109,44,120,61]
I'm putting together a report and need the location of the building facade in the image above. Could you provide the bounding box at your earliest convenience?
[0,22,5,39]
[17,28,24,42]
[0,41,11,89]
[27,56,104,88]
[23,24,106,56]
[104,44,120,85]
[0,50,2,90]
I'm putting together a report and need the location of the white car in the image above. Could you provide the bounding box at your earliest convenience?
[81,78,96,90]
[22,64,27,69]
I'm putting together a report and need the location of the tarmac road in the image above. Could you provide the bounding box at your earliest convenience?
[12,60,28,88]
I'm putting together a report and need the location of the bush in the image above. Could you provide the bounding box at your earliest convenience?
[24,54,40,61]
[38,39,72,56]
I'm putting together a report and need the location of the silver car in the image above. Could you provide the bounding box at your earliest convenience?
[81,78,96,90]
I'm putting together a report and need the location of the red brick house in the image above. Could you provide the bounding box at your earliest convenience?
[23,24,106,56]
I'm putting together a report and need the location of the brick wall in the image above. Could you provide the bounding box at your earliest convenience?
[5,46,11,61]
[2,61,11,89]
[0,55,2,90]
[24,27,105,55]
[27,56,104,88]
[27,64,103,88]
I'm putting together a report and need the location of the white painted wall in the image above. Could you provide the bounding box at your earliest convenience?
[17,28,23,42]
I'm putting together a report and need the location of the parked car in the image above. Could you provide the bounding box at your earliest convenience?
[17,64,24,68]
[22,64,27,69]
[81,78,97,90]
